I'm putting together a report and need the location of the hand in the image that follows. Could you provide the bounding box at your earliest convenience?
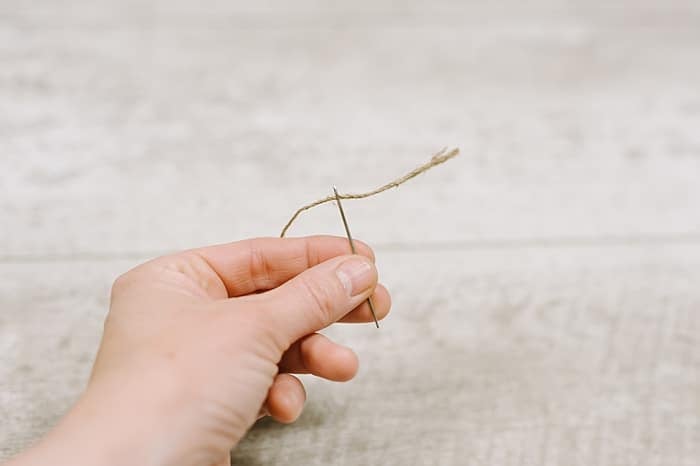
[7,236,390,466]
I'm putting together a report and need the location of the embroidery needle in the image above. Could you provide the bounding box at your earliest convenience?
[333,186,380,329]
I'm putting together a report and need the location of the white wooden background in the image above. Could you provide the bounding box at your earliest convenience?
[1,1,699,464]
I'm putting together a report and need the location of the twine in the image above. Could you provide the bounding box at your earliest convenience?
[280,147,460,237]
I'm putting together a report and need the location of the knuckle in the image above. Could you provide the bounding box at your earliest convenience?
[303,237,319,268]
[355,240,375,262]
[109,263,149,300]
[295,274,335,326]
[247,241,272,290]
[214,301,287,357]
[110,272,133,298]
[167,252,226,298]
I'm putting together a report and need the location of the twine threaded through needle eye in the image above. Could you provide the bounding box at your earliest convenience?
[280,147,460,237]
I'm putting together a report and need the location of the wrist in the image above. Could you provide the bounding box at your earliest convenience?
[8,388,169,466]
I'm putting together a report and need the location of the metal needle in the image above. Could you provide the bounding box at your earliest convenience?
[333,186,380,329]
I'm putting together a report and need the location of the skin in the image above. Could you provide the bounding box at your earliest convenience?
[5,236,391,466]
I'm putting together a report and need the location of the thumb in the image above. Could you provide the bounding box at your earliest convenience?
[257,254,377,345]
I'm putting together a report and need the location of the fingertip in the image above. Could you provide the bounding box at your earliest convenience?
[334,345,359,382]
[352,239,376,263]
[338,283,391,324]
[301,333,359,382]
[377,283,392,319]
[267,374,306,424]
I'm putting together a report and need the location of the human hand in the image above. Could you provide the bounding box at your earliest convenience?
[8,236,390,466]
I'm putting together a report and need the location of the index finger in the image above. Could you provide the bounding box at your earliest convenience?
[190,235,375,297]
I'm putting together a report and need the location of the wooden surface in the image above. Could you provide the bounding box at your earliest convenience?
[1,1,699,464]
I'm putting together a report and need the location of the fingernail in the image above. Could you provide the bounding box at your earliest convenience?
[336,257,375,297]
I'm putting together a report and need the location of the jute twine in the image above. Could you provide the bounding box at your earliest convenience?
[280,147,460,237]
